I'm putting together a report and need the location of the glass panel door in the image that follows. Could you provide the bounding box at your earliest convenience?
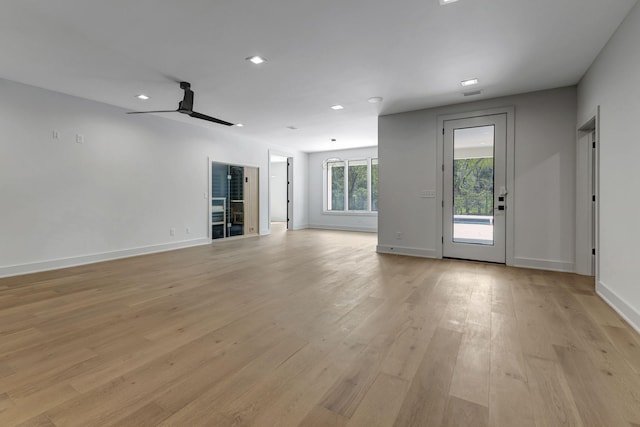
[228,165,244,237]
[211,162,246,239]
[211,162,228,240]
[443,114,507,263]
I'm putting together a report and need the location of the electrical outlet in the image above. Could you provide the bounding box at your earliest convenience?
[170,228,176,236]
[186,227,191,234]
[396,232,403,240]
[52,130,60,140]
[76,134,84,144]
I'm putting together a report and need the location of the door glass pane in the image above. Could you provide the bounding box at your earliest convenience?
[229,165,244,237]
[348,160,368,211]
[452,126,495,245]
[211,162,228,240]
[327,161,345,211]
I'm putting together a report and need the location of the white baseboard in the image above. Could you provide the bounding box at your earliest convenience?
[512,257,574,273]
[0,238,211,278]
[308,224,377,233]
[292,223,309,231]
[596,280,640,335]
[376,245,438,258]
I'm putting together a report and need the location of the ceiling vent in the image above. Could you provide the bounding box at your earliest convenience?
[463,90,482,97]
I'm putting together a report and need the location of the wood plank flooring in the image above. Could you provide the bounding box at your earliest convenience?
[1,228,639,426]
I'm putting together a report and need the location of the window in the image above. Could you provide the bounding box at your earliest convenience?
[348,160,368,210]
[326,158,378,213]
[371,158,378,212]
[327,161,345,211]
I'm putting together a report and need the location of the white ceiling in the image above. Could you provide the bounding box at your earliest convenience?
[1,0,636,152]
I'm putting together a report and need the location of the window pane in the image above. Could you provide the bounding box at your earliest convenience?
[348,160,368,211]
[328,161,345,211]
[452,125,495,245]
[371,159,378,212]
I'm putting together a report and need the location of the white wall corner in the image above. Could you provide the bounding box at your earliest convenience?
[596,280,640,335]
[376,245,438,259]
[512,257,575,273]
[0,238,211,279]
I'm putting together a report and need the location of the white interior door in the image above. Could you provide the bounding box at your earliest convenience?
[287,157,293,230]
[443,114,507,263]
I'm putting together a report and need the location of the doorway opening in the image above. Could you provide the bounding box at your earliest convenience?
[269,151,293,232]
[269,155,288,232]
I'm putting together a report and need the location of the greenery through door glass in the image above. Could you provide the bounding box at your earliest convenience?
[453,158,494,215]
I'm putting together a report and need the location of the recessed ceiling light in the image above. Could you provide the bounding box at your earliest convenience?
[136,94,150,100]
[461,78,479,87]
[368,97,383,104]
[331,105,344,110]
[235,123,244,127]
[439,0,459,4]
[246,55,266,65]
[331,138,337,142]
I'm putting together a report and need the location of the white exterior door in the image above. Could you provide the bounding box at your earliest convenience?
[443,114,507,263]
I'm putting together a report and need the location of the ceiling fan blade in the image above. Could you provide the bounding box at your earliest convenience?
[189,111,234,126]
[127,110,178,114]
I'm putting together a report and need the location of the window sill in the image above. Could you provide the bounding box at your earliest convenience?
[322,211,378,217]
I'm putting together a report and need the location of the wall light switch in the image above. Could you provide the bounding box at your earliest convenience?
[52,130,60,140]
[76,134,84,144]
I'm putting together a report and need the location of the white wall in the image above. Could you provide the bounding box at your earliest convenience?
[578,1,640,332]
[0,78,308,277]
[378,87,577,271]
[308,146,378,232]
[270,160,287,222]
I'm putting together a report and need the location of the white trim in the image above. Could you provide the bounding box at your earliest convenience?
[0,238,211,279]
[512,257,574,273]
[308,224,377,233]
[597,280,640,335]
[376,245,438,258]
[292,223,309,231]
[436,106,516,265]
[321,211,377,217]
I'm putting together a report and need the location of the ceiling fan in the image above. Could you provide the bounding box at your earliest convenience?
[127,81,234,126]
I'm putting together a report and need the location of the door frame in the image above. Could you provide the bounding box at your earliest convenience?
[436,106,515,265]
[576,106,600,278]
[268,149,294,232]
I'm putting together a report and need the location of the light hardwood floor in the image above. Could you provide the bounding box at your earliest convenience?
[1,229,639,426]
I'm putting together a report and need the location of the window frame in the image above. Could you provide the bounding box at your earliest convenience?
[324,157,378,215]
